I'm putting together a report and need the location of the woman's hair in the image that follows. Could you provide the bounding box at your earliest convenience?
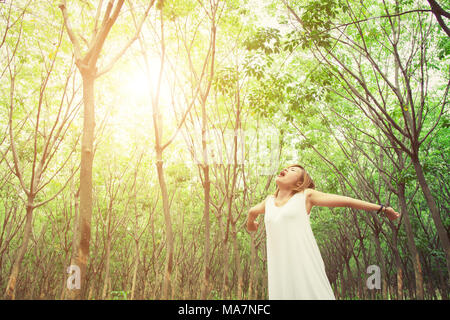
[273,164,315,197]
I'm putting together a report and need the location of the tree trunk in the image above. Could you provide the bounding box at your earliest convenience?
[221,241,230,298]
[344,259,354,298]
[232,222,243,299]
[373,232,388,299]
[411,154,450,277]
[352,253,364,299]
[156,157,174,299]
[67,74,95,299]
[102,236,112,299]
[200,163,211,299]
[130,240,140,300]
[199,9,217,299]
[339,272,346,299]
[4,201,34,299]
[62,188,80,299]
[248,233,257,299]
[398,183,424,299]
[391,227,404,300]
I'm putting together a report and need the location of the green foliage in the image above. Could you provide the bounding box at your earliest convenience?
[213,67,239,95]
[243,27,281,54]
[295,0,348,49]
[437,36,450,60]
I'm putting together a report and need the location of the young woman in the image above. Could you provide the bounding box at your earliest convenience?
[246,164,400,300]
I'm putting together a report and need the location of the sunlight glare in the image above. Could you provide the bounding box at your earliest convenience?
[106,55,177,153]
[124,56,173,107]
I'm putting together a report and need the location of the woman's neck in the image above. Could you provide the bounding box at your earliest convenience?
[277,188,295,199]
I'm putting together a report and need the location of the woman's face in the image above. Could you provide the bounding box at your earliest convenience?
[275,166,303,188]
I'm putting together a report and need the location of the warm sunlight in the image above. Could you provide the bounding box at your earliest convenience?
[104,54,178,152]
[122,56,173,108]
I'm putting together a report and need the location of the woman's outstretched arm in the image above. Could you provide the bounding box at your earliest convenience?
[306,189,401,221]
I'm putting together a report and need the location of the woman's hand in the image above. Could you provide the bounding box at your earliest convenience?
[246,220,259,232]
[384,207,401,221]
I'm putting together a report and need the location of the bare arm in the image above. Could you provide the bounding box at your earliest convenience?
[306,189,400,220]
[246,195,270,232]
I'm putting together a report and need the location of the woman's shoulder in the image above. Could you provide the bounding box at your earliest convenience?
[303,188,314,198]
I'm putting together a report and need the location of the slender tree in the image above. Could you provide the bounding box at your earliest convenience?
[59,0,153,299]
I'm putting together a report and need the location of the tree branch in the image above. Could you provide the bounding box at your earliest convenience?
[427,0,450,37]
[58,1,83,61]
[8,65,29,196]
[96,0,156,78]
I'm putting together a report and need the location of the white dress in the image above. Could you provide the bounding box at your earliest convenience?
[264,191,335,300]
